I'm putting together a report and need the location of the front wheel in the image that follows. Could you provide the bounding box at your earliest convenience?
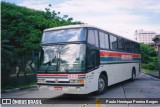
[96,75,107,95]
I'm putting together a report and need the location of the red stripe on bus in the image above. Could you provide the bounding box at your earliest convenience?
[37,74,86,77]
[100,51,141,58]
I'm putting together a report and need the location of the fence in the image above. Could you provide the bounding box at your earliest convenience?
[1,74,36,89]
[1,52,38,90]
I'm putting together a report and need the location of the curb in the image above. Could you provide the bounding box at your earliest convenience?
[1,85,38,93]
[143,73,160,80]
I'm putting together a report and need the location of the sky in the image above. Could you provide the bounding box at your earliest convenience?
[2,0,160,40]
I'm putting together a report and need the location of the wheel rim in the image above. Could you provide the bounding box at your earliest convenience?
[98,77,105,91]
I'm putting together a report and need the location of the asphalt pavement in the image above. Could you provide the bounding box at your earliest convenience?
[1,73,160,107]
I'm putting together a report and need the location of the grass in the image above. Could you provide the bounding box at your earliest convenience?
[141,68,159,73]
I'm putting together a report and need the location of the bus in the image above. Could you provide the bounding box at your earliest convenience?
[37,24,141,95]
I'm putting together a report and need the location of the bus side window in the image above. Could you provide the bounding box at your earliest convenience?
[118,37,124,51]
[104,33,109,49]
[124,40,130,52]
[94,30,99,47]
[130,42,134,53]
[99,31,109,49]
[88,30,99,47]
[110,34,118,50]
[135,43,140,53]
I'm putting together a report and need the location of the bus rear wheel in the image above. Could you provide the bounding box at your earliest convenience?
[96,75,107,95]
[130,68,136,82]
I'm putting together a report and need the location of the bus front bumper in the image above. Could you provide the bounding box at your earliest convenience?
[38,84,88,94]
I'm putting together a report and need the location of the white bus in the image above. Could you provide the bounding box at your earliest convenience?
[37,24,141,94]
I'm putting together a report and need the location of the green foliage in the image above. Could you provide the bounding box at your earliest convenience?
[140,43,158,70]
[142,68,159,73]
[140,43,157,63]
[1,39,14,58]
[1,1,83,88]
[1,2,82,54]
[142,63,157,70]
[141,64,149,69]
[147,63,156,70]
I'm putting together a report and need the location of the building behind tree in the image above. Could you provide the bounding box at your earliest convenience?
[134,29,159,51]
[134,29,157,44]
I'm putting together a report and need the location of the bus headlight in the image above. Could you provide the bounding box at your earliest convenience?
[37,79,46,83]
[70,79,84,84]
[69,79,75,83]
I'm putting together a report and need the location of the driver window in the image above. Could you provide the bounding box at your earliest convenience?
[87,46,100,71]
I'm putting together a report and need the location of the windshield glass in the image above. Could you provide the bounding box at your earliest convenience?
[38,44,86,73]
[42,28,86,44]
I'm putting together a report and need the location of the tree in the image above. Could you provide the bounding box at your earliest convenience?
[140,43,158,70]
[140,43,157,64]
[1,39,14,58]
[1,1,83,88]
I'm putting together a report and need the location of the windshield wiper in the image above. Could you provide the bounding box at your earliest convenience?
[56,63,60,71]
[65,69,69,73]
[56,53,61,71]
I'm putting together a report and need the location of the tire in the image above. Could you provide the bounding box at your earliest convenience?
[130,68,136,82]
[96,75,107,95]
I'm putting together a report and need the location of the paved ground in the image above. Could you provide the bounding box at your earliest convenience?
[145,72,160,79]
[1,73,160,107]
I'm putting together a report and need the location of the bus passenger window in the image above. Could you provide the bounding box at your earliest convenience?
[135,43,140,53]
[110,35,118,50]
[130,42,134,52]
[99,31,109,49]
[88,30,99,47]
[124,40,130,52]
[118,38,124,51]
[94,30,99,47]
[104,33,109,49]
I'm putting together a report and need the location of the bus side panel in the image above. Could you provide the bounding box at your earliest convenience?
[124,63,140,80]
[104,64,128,86]
[84,62,140,93]
[85,69,101,93]
[101,64,120,86]
[104,62,140,86]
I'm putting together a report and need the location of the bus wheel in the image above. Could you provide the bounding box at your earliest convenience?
[131,68,136,82]
[96,75,107,95]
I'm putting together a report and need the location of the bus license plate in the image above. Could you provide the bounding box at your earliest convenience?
[54,86,62,90]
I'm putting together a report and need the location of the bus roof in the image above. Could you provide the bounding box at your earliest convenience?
[44,24,94,31]
[44,24,139,43]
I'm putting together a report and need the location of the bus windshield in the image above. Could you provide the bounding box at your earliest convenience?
[42,28,86,44]
[38,44,86,73]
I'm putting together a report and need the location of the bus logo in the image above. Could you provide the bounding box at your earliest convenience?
[121,55,132,60]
